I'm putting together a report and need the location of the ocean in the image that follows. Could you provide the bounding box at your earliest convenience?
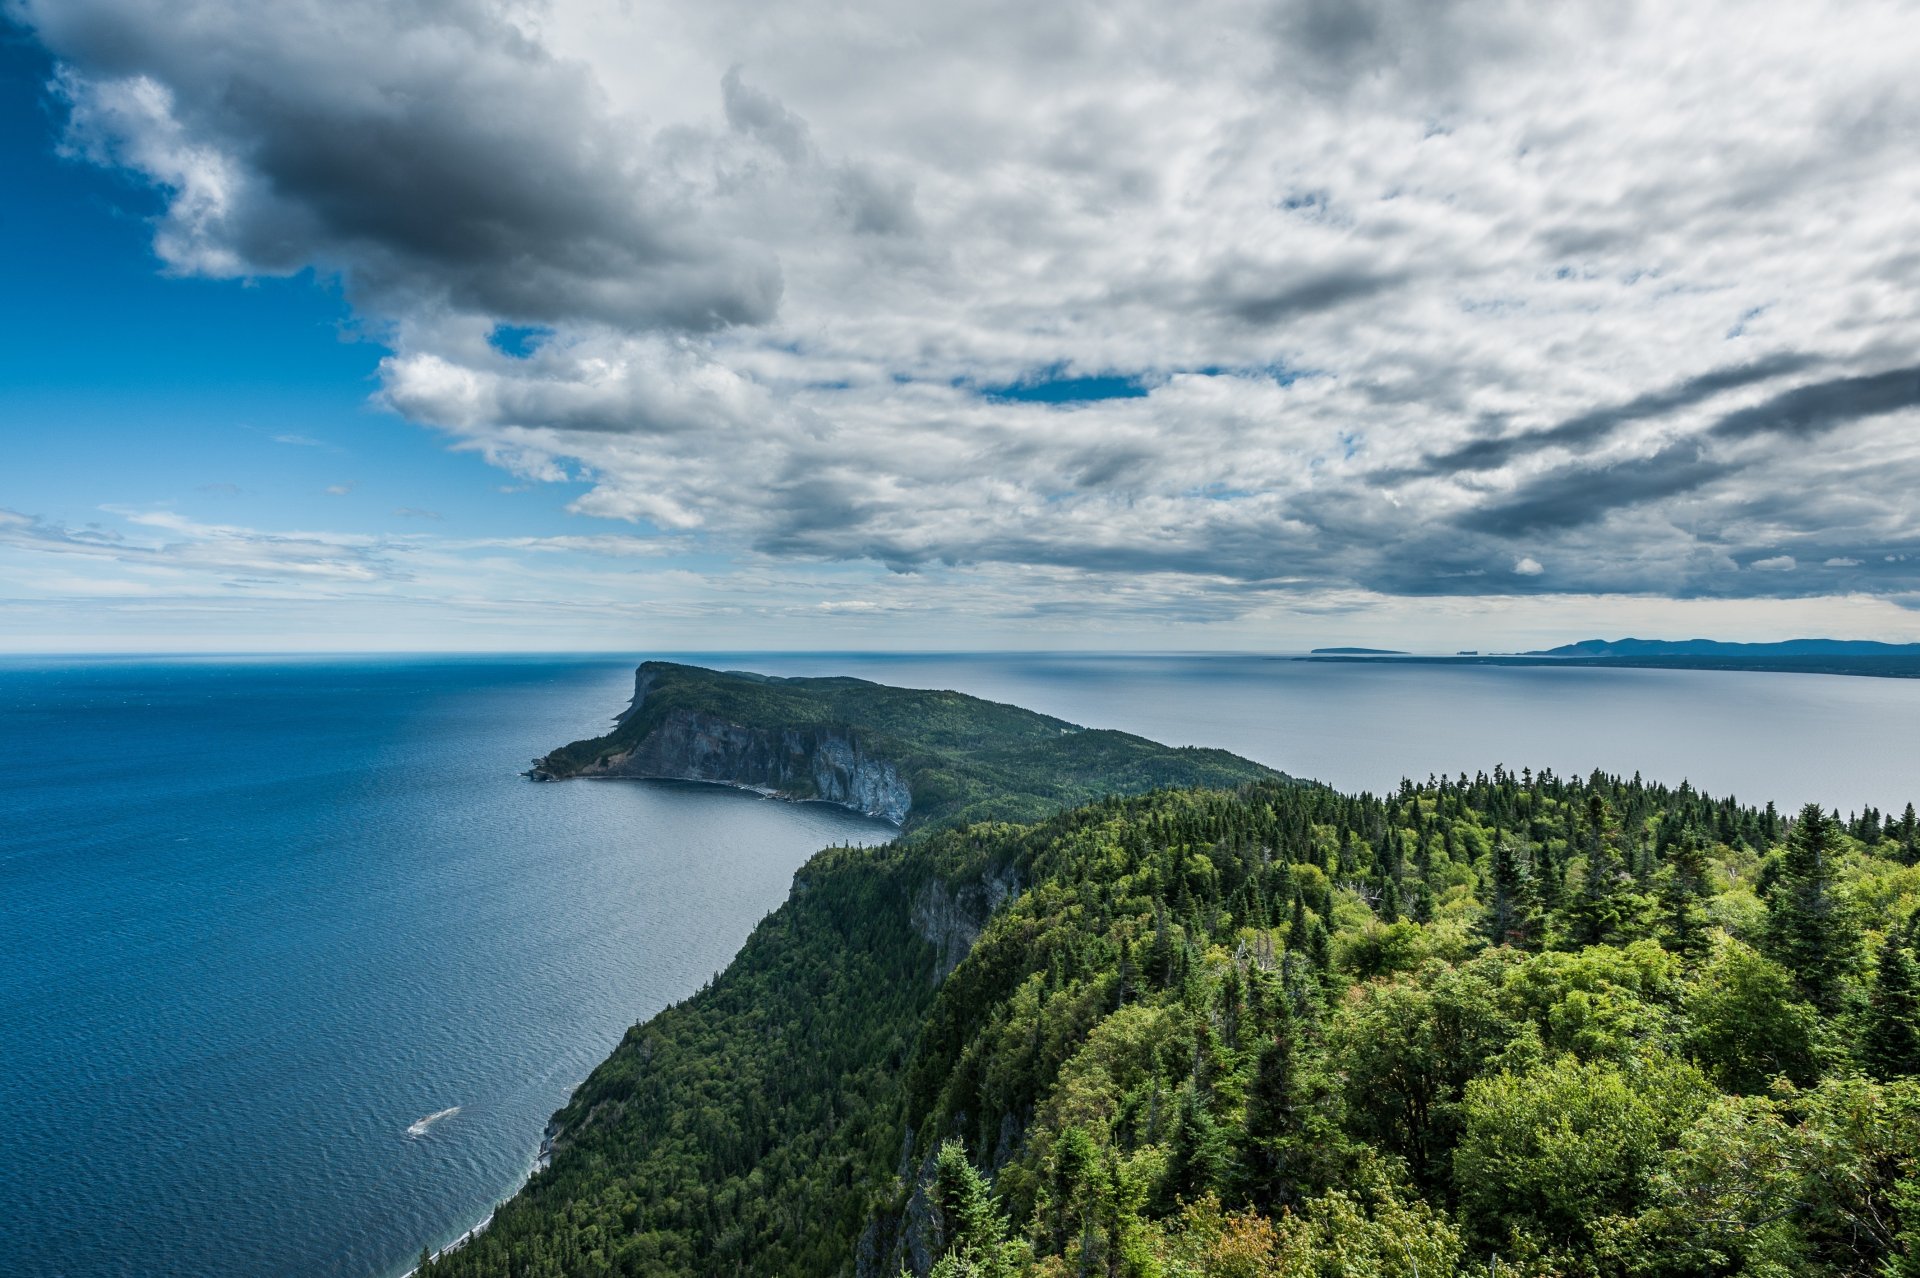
[4,652,1917,1277]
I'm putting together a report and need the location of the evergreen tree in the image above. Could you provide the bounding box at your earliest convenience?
[1567,793,1643,947]
[928,1140,1017,1278]
[1764,804,1859,1014]
[1162,1080,1231,1209]
[1240,991,1302,1208]
[1863,927,1920,1080]
[1658,831,1714,962]
[1486,839,1539,948]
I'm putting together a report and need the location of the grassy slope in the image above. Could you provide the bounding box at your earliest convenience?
[532,662,1281,830]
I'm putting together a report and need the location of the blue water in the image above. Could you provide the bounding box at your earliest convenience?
[0,658,896,1278]
[6,652,1919,1278]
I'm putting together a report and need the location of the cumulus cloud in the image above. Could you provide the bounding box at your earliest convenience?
[16,0,1920,616]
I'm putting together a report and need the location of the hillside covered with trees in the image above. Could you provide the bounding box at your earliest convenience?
[430,714,1920,1277]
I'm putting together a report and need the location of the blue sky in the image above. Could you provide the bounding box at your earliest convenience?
[4,3,1920,652]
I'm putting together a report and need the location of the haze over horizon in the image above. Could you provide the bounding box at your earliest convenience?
[5,1,1920,652]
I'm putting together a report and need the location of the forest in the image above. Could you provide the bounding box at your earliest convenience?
[425,764,1920,1277]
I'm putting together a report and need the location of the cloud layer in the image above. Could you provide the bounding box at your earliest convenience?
[15,0,1920,616]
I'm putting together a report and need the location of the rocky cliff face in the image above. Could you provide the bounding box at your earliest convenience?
[535,703,913,825]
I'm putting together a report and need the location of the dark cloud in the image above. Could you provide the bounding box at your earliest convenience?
[31,0,783,330]
[1709,365,1920,440]
[1455,442,1732,536]
[722,65,811,164]
[1416,353,1822,476]
[1269,0,1539,98]
[1211,264,1408,326]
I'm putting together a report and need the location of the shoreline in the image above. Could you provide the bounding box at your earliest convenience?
[399,1121,558,1277]
[565,772,906,829]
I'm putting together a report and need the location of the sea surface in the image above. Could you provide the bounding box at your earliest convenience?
[4,652,1918,1278]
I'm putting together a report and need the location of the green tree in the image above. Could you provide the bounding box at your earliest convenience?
[1567,793,1647,948]
[1238,999,1302,1209]
[1684,939,1819,1092]
[1162,1080,1231,1209]
[1485,838,1540,949]
[926,1139,1020,1278]
[1657,830,1714,962]
[1864,926,1920,1080]
[1454,1055,1713,1257]
[1764,804,1859,1014]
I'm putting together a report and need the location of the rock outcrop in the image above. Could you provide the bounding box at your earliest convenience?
[530,672,912,824]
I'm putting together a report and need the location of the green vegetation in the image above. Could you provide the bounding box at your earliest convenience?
[530,662,1279,830]
[431,681,1920,1278]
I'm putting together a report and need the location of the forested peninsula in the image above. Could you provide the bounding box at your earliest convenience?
[427,664,1920,1278]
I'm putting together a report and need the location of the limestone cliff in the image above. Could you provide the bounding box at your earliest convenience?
[529,670,912,823]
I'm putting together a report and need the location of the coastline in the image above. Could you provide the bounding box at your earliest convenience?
[399,1121,557,1277]
[563,772,908,829]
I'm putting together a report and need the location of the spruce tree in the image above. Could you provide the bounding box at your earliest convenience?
[1568,793,1643,947]
[1659,830,1714,962]
[1486,839,1539,948]
[1862,926,1920,1080]
[1240,986,1302,1208]
[1763,804,1859,1014]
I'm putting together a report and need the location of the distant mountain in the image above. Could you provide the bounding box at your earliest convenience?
[1309,646,1409,655]
[1529,637,1920,657]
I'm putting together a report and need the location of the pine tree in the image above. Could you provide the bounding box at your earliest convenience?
[1763,804,1859,1014]
[1862,926,1920,1080]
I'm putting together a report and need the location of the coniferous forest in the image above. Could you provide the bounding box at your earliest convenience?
[425,768,1920,1278]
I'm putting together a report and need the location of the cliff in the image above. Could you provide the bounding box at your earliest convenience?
[537,705,912,823]
[528,660,1282,831]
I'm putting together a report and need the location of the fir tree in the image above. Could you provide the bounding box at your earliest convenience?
[928,1140,1018,1278]
[1568,793,1643,947]
[1658,830,1714,962]
[1862,926,1920,1080]
[1486,839,1539,948]
[1240,988,1302,1208]
[1764,804,1859,1014]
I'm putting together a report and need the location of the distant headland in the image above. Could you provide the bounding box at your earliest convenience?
[1301,637,1920,678]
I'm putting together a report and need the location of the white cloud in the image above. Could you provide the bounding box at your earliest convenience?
[15,0,1920,626]
[1751,555,1797,572]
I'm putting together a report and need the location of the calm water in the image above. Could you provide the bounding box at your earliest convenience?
[4,653,1918,1278]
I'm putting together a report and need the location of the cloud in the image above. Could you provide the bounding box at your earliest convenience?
[0,505,401,582]
[16,0,1920,619]
[323,482,355,496]
[1751,555,1796,571]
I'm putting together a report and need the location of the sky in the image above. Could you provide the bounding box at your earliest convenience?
[3,0,1920,653]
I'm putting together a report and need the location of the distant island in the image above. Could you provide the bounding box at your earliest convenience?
[1303,637,1920,679]
[1527,637,1920,658]
[1307,646,1408,655]
[421,660,1920,1278]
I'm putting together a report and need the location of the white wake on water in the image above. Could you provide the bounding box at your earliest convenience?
[406,1106,460,1138]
